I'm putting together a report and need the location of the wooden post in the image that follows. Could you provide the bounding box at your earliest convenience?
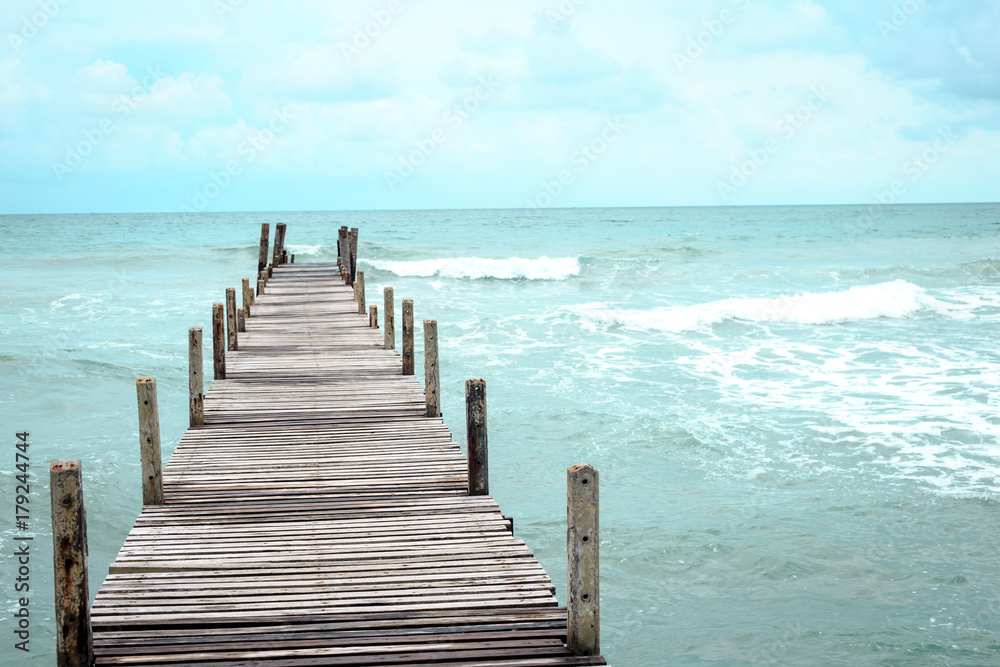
[466,379,488,496]
[273,223,287,267]
[257,279,265,297]
[338,227,352,286]
[212,303,226,380]
[49,460,92,667]
[357,271,366,315]
[136,377,164,506]
[384,287,394,350]
[188,327,204,427]
[568,464,600,657]
[291,254,295,264]
[369,305,378,328]
[226,288,238,351]
[402,299,414,375]
[237,307,246,333]
[242,277,252,317]
[349,227,359,285]
[425,320,440,418]
[257,223,270,278]
[268,263,273,278]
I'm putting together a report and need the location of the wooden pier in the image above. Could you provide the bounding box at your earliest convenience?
[53,228,606,666]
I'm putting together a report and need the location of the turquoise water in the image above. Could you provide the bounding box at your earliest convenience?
[2,204,1000,665]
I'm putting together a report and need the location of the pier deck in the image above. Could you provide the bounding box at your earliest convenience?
[89,263,607,666]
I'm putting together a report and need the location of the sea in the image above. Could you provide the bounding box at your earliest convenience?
[2,203,999,666]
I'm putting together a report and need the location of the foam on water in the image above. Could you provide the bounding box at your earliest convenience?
[365,256,580,280]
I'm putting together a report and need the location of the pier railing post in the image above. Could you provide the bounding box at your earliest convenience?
[242,277,252,317]
[402,299,414,375]
[273,223,287,267]
[212,303,226,380]
[237,307,246,333]
[189,327,204,427]
[49,460,92,667]
[257,279,265,297]
[226,288,238,351]
[466,379,488,495]
[384,287,394,350]
[357,271,366,315]
[136,378,164,505]
[339,227,352,286]
[349,227,359,285]
[425,320,440,417]
[370,305,378,328]
[567,464,600,657]
[257,223,270,279]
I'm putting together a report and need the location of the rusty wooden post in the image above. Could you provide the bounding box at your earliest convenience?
[357,271,366,315]
[237,307,246,333]
[49,460,92,667]
[384,287,394,350]
[370,305,378,328]
[136,377,164,505]
[226,288,238,351]
[212,303,226,380]
[402,300,414,375]
[242,277,252,317]
[568,464,600,657]
[466,379,488,495]
[188,327,204,427]
[425,320,440,418]
[273,223,287,267]
[257,223,270,279]
[257,279,265,297]
[349,227,359,285]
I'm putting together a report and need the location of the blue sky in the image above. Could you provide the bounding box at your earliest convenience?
[1,0,997,213]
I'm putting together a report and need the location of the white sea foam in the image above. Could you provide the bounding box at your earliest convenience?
[574,280,942,333]
[286,244,323,256]
[366,256,580,280]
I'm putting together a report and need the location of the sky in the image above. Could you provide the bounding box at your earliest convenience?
[1,0,997,213]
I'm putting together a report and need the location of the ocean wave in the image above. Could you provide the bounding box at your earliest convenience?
[574,280,939,332]
[364,256,580,280]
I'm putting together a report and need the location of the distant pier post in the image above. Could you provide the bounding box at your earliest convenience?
[402,300,414,375]
[357,271,366,314]
[212,303,226,380]
[349,227,359,285]
[384,287,395,350]
[369,305,378,328]
[257,223,270,280]
[567,464,600,657]
[136,378,164,506]
[188,327,204,427]
[273,223,287,267]
[338,227,352,286]
[242,277,252,317]
[424,320,440,418]
[49,460,93,667]
[226,288,238,351]
[466,379,488,496]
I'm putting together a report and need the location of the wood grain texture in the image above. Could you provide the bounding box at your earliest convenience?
[91,262,606,666]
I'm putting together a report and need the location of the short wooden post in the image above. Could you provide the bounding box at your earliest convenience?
[212,303,226,380]
[338,227,352,286]
[257,279,265,297]
[49,460,92,667]
[188,327,204,427]
[268,263,273,278]
[291,253,295,264]
[369,305,378,328]
[402,299,414,375]
[136,378,164,506]
[237,307,246,332]
[226,288,238,351]
[384,287,394,350]
[357,271,366,315]
[273,222,287,267]
[567,464,600,657]
[425,320,440,418]
[242,277,252,316]
[257,223,270,278]
[349,227,359,285]
[466,379,488,495]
